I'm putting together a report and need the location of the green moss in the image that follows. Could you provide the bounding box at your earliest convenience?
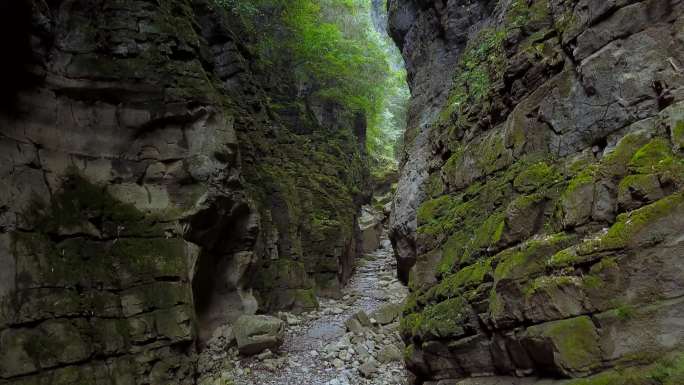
[413,297,469,339]
[507,0,550,30]
[618,174,663,207]
[615,304,636,320]
[567,352,684,385]
[433,259,492,299]
[507,192,546,214]
[488,287,505,317]
[494,233,575,281]
[438,232,470,274]
[440,27,507,124]
[524,274,581,297]
[403,344,416,361]
[565,165,597,196]
[546,247,580,269]
[112,238,187,277]
[513,161,561,192]
[399,312,423,338]
[474,211,506,249]
[477,132,512,176]
[441,147,465,181]
[532,316,601,372]
[598,131,652,179]
[590,257,618,274]
[673,121,684,150]
[523,272,602,297]
[625,138,684,186]
[578,192,684,253]
[629,138,678,174]
[425,173,445,198]
[417,195,458,227]
[293,289,319,310]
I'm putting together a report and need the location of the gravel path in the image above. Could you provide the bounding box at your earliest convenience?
[218,234,409,385]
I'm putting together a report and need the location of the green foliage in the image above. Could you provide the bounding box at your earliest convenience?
[214,0,260,15]
[217,0,408,168]
[441,27,506,123]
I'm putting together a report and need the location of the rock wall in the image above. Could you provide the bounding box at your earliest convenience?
[389,0,684,383]
[0,1,367,384]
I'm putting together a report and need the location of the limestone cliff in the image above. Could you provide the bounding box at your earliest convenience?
[389,0,684,383]
[0,1,367,384]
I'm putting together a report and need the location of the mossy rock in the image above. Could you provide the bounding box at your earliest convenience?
[524,315,602,376]
[617,174,665,211]
[567,352,684,385]
[513,161,562,193]
[431,259,493,300]
[400,297,470,340]
[597,130,653,179]
[493,233,576,281]
[673,120,684,151]
[561,166,596,227]
[573,191,684,255]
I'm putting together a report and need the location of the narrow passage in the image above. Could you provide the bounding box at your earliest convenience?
[206,230,409,385]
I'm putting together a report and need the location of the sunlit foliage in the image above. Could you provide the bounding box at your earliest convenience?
[216,0,409,169]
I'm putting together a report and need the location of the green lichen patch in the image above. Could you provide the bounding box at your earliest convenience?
[474,211,506,251]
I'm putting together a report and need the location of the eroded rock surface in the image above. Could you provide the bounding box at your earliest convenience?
[388,0,684,383]
[0,1,369,384]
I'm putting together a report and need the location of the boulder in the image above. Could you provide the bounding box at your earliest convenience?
[349,311,372,328]
[378,345,403,363]
[370,303,402,325]
[358,359,378,378]
[233,315,285,355]
[359,206,384,253]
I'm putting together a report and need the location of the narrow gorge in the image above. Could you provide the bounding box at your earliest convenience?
[0,1,683,385]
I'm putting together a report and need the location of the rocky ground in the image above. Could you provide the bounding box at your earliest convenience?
[198,232,409,385]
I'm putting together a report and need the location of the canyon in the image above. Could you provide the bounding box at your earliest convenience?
[1,1,683,385]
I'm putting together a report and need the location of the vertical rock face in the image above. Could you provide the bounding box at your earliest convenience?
[389,0,684,383]
[0,1,367,384]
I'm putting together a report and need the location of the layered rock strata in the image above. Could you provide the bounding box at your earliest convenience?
[388,0,684,383]
[0,1,368,384]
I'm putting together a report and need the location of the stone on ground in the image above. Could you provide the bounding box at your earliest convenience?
[371,303,401,325]
[233,315,285,355]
